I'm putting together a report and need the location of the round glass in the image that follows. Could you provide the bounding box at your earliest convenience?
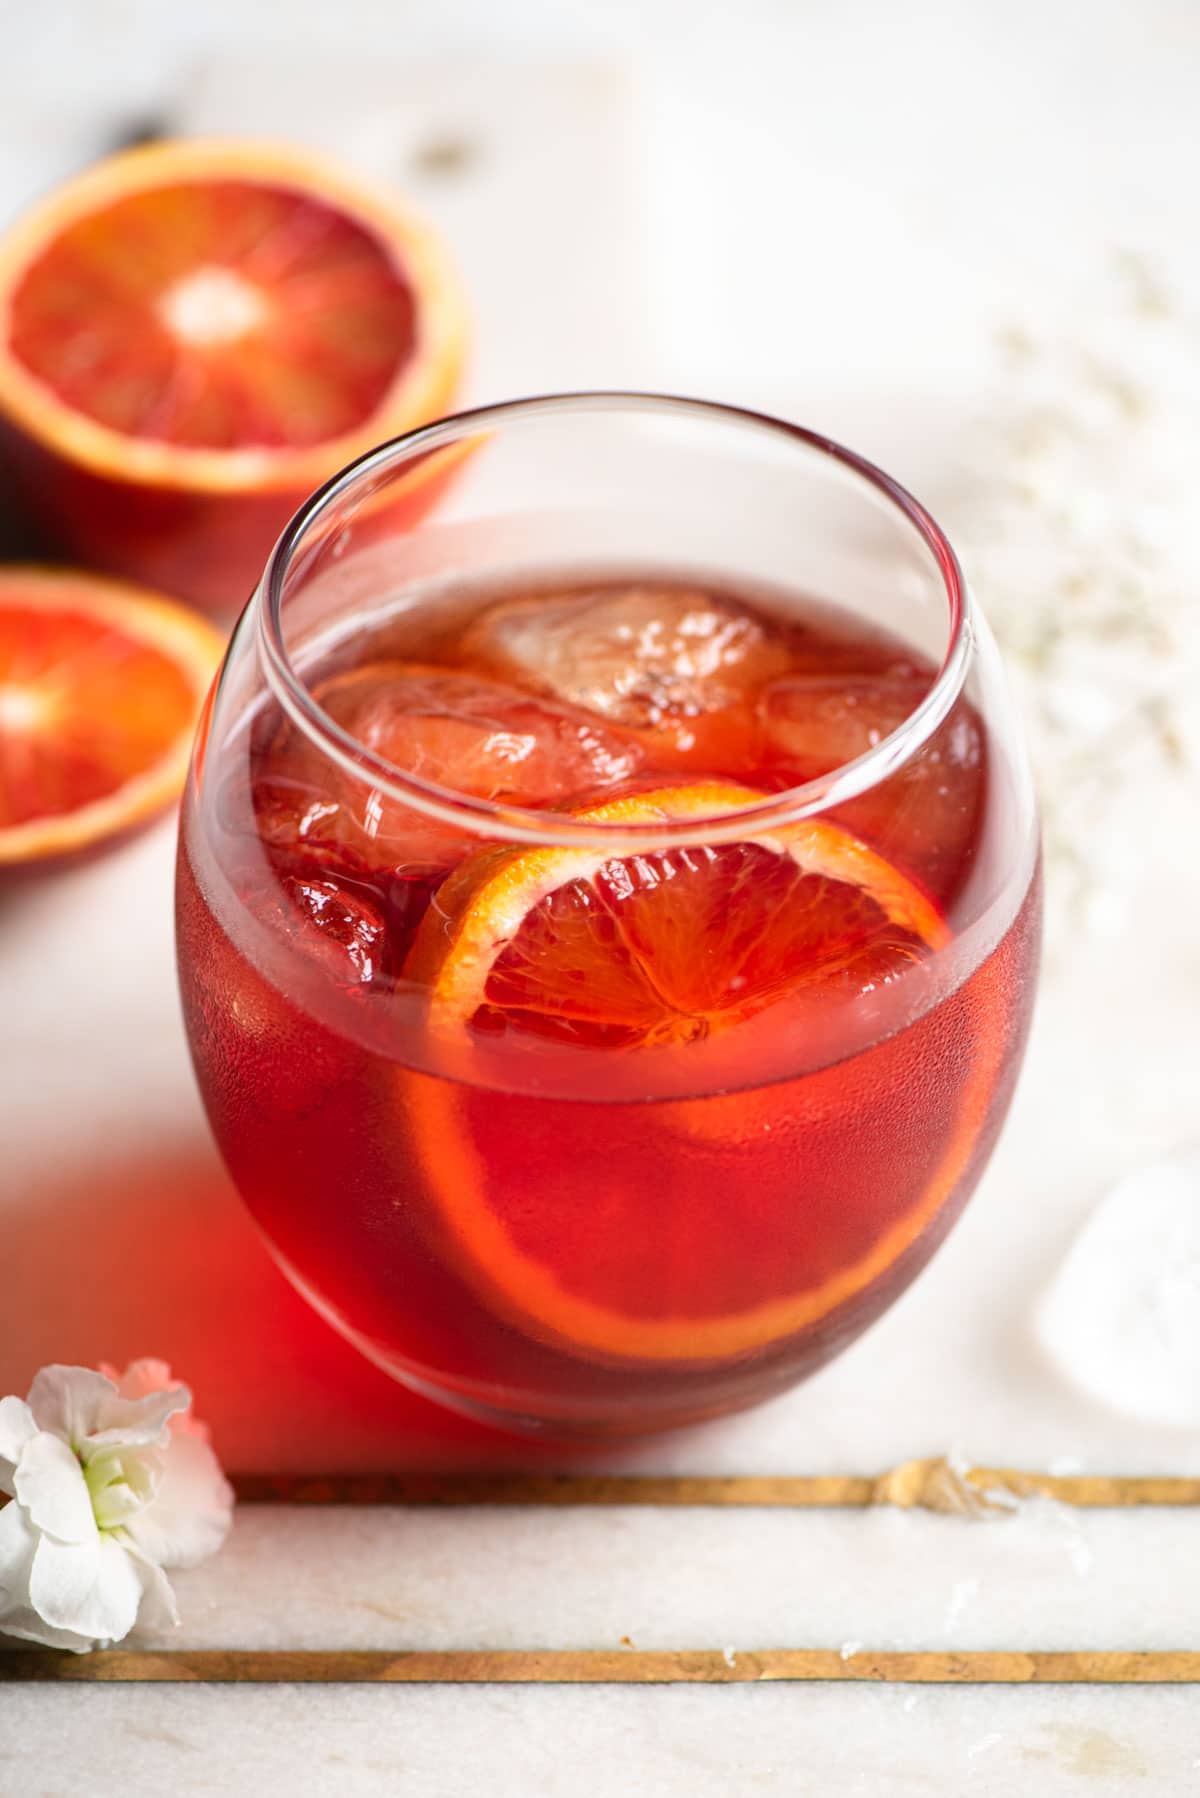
[177,392,1041,1436]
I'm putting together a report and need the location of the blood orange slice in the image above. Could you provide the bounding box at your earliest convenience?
[0,139,467,608]
[401,783,997,1363]
[408,781,948,1042]
[0,566,222,864]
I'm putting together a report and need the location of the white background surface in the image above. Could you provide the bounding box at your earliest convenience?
[2,1,1200,1790]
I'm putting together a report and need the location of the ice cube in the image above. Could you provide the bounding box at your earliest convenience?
[326,661,643,805]
[248,773,369,867]
[260,661,644,874]
[460,584,790,760]
[759,668,936,775]
[758,669,984,896]
[1036,1149,1200,1429]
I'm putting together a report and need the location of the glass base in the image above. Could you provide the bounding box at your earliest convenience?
[383,1358,810,1440]
[275,1247,816,1439]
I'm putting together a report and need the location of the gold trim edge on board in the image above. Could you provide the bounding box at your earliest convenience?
[227,1462,1200,1513]
[4,1649,1200,1686]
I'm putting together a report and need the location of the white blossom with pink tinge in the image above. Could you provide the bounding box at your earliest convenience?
[0,1359,233,1652]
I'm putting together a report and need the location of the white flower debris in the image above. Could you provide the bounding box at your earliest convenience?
[872,1456,1021,1519]
[944,1576,981,1630]
[1037,1500,1094,1580]
[946,251,1200,949]
[0,1359,233,1652]
[967,1732,1004,1761]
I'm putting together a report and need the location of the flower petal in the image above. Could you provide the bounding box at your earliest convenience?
[13,1433,97,1545]
[124,1430,234,1569]
[85,1384,192,1453]
[124,1546,180,1636]
[100,1358,174,1401]
[0,1507,96,1651]
[27,1366,119,1445]
[30,1533,142,1642]
[100,1360,208,1439]
[0,1606,99,1651]
[0,1397,37,1494]
[0,1493,38,1598]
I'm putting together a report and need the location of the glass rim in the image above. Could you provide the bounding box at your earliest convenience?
[257,390,973,851]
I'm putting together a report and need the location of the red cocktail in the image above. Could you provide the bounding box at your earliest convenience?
[177,395,1040,1432]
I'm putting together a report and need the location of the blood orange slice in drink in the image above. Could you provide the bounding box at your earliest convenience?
[0,139,467,608]
[0,566,222,865]
[402,782,999,1363]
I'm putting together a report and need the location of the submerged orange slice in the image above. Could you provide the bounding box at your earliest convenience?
[401,783,996,1363]
[0,139,467,607]
[0,566,223,864]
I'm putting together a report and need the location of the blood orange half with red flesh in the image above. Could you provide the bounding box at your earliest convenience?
[0,566,222,865]
[0,140,467,609]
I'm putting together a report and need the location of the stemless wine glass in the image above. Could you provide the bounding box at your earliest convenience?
[176,393,1041,1436]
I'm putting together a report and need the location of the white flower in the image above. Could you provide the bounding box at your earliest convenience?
[0,1359,233,1652]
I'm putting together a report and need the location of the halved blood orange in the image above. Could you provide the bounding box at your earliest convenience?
[401,782,997,1363]
[0,566,223,864]
[0,139,468,609]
